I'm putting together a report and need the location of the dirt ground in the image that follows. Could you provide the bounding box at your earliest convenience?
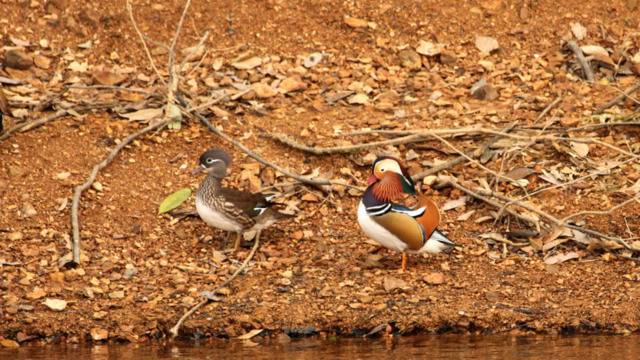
[2,0,640,346]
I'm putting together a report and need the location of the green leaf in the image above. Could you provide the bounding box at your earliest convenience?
[158,188,192,214]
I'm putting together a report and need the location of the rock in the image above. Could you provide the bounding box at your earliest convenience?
[398,49,422,69]
[92,311,108,320]
[344,16,368,28]
[8,232,23,241]
[278,76,306,93]
[423,272,445,285]
[109,290,125,299]
[43,298,67,311]
[439,51,457,64]
[5,50,33,70]
[303,52,323,68]
[0,339,20,349]
[475,35,500,54]
[123,264,138,280]
[252,83,278,98]
[383,276,409,292]
[56,171,71,180]
[92,181,103,191]
[470,78,499,100]
[90,327,109,341]
[416,40,444,56]
[21,202,37,217]
[7,165,25,177]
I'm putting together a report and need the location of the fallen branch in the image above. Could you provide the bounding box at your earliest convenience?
[169,231,262,338]
[594,82,640,114]
[534,95,562,123]
[70,118,171,265]
[0,110,68,141]
[566,41,594,82]
[412,123,517,181]
[0,260,22,266]
[263,132,427,155]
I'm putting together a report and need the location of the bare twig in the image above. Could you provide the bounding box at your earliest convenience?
[0,260,22,266]
[565,41,594,82]
[164,0,193,123]
[169,231,262,338]
[0,110,68,141]
[263,132,427,154]
[595,82,640,114]
[70,118,170,265]
[534,96,562,123]
[561,194,640,223]
[126,1,165,85]
[66,84,154,95]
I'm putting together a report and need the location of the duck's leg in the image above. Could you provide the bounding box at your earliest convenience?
[400,253,408,273]
[232,232,242,252]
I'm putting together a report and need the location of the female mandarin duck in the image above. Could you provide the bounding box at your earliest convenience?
[192,148,292,251]
[357,156,455,272]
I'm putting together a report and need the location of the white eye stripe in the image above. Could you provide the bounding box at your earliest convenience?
[205,158,223,164]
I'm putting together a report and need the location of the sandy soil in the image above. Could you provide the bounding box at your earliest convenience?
[1,0,640,345]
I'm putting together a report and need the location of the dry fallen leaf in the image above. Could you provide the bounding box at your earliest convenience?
[570,142,590,157]
[383,276,409,292]
[231,56,262,70]
[119,108,163,122]
[544,251,579,265]
[423,272,445,285]
[90,327,109,341]
[442,196,467,211]
[570,22,587,40]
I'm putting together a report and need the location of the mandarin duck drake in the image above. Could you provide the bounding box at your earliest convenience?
[357,156,455,272]
[192,148,292,251]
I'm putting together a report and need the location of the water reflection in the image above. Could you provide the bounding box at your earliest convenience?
[3,335,639,360]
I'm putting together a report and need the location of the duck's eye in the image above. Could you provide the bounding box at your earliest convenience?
[380,168,385,172]
[206,158,214,164]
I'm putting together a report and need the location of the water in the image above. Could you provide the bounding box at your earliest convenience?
[3,335,640,359]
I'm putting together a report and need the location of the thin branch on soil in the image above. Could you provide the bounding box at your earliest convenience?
[262,132,427,154]
[565,41,595,82]
[0,110,68,141]
[70,118,171,265]
[169,231,262,338]
[66,84,154,95]
[0,260,22,266]
[164,0,193,123]
[411,123,517,181]
[594,82,640,114]
[560,194,640,223]
[534,96,562,123]
[126,1,165,85]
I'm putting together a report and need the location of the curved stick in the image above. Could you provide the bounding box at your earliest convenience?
[169,231,262,338]
[70,119,170,265]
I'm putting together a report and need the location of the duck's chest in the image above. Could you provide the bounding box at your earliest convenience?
[195,196,243,232]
